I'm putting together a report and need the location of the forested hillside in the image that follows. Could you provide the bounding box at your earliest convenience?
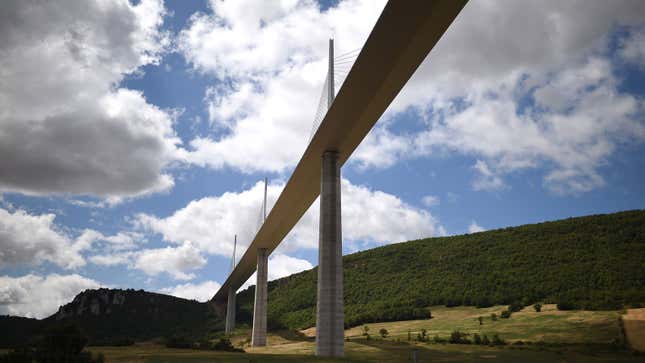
[3,210,643,347]
[237,210,645,330]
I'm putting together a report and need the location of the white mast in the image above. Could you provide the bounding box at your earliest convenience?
[231,234,237,272]
[263,177,268,222]
[328,38,334,109]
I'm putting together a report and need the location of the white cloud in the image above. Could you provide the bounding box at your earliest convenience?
[472,160,506,192]
[468,221,486,234]
[160,280,221,302]
[239,253,313,292]
[0,274,101,319]
[136,178,444,258]
[360,53,644,195]
[0,206,156,274]
[620,26,645,67]
[177,0,386,173]
[421,195,440,207]
[134,242,207,281]
[135,180,274,258]
[89,252,137,267]
[351,1,645,194]
[85,240,207,281]
[351,128,412,170]
[266,254,313,280]
[0,0,183,200]
[0,208,85,269]
[76,229,145,252]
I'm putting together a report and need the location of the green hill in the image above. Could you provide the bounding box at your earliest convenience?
[2,210,643,348]
[236,210,645,330]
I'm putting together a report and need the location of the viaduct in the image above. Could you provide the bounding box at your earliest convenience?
[211,0,467,357]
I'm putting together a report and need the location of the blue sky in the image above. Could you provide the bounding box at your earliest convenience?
[1,0,644,318]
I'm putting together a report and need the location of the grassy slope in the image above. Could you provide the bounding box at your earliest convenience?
[237,210,645,330]
[87,306,640,362]
[341,304,622,344]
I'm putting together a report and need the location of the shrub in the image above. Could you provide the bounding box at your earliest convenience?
[165,335,192,349]
[491,313,498,321]
[416,329,428,342]
[449,331,469,344]
[508,302,523,312]
[500,310,512,319]
[0,327,105,363]
[473,333,482,345]
[492,334,505,345]
[38,324,88,357]
[475,297,493,308]
[361,325,370,336]
[433,335,446,344]
[482,335,491,345]
[93,338,134,347]
[379,328,389,338]
[557,301,577,311]
[534,303,542,312]
[477,316,483,325]
[212,337,244,352]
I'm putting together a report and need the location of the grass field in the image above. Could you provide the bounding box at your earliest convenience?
[83,305,644,362]
[624,308,645,352]
[340,304,623,344]
[87,342,644,363]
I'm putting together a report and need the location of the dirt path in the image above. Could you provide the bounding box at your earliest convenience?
[623,308,645,352]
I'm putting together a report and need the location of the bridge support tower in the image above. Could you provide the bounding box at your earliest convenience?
[251,248,268,346]
[316,150,344,357]
[225,287,236,334]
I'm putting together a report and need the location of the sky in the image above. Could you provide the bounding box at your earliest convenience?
[1,0,645,319]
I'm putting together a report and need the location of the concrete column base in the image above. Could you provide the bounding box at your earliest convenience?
[252,248,268,346]
[225,287,236,334]
[316,150,344,357]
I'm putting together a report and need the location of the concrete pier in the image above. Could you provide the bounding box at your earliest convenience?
[225,287,236,334]
[316,150,344,357]
[251,248,268,346]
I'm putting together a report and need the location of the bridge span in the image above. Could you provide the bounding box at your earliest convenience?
[211,0,467,356]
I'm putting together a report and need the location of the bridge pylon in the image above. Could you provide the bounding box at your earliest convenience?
[315,38,344,358]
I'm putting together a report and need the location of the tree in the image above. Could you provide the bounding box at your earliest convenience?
[361,325,369,336]
[416,328,428,342]
[473,333,482,345]
[449,330,469,344]
[490,313,497,321]
[379,328,389,339]
[557,300,577,311]
[534,303,542,312]
[477,316,483,325]
[482,335,491,345]
[492,334,505,345]
[508,302,523,312]
[500,310,512,319]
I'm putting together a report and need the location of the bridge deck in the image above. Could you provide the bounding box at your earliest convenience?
[212,0,467,303]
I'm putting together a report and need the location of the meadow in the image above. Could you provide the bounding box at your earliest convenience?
[85,305,644,363]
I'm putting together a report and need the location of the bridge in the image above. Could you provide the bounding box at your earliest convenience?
[210,0,468,357]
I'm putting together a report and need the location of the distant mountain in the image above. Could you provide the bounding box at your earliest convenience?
[236,210,645,330]
[0,289,222,347]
